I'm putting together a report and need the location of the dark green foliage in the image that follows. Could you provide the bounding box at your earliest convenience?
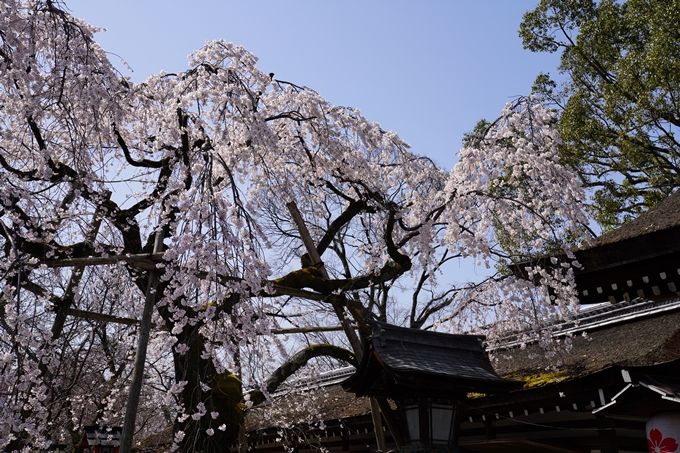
[520,0,680,230]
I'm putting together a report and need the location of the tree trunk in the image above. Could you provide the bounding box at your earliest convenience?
[173,323,244,453]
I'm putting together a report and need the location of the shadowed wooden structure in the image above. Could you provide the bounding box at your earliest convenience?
[514,190,680,305]
[221,299,680,453]
[80,426,122,453]
[342,320,522,398]
[341,320,523,453]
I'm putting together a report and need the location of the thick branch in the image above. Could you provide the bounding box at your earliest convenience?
[385,210,412,272]
[0,152,38,179]
[271,325,349,334]
[40,253,398,309]
[316,199,370,256]
[66,308,147,327]
[112,123,166,168]
[43,253,163,270]
[247,344,356,406]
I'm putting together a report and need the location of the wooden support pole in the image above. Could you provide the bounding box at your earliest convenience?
[285,201,390,452]
[451,405,462,449]
[595,415,618,453]
[376,397,403,450]
[120,224,165,453]
[66,308,147,327]
[238,423,248,453]
[272,325,350,334]
[484,416,496,441]
[44,253,163,270]
[370,398,387,450]
[285,201,363,358]
[66,308,348,335]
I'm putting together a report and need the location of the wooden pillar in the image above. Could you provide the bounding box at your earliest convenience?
[370,398,387,450]
[239,423,248,453]
[484,416,496,441]
[596,416,618,453]
[285,202,363,355]
[120,223,165,453]
[451,406,463,448]
[342,429,351,452]
[375,397,403,449]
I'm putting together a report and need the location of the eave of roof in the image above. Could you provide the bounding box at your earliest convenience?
[491,305,680,379]
[463,358,680,419]
[590,189,680,247]
[342,320,523,398]
[511,191,680,304]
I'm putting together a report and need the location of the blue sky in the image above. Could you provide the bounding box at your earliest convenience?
[65,1,562,171]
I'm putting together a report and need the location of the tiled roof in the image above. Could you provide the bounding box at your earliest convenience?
[368,321,505,383]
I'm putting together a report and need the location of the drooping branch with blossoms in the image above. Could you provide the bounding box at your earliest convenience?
[0,1,589,452]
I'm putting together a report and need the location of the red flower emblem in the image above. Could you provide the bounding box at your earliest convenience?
[648,428,679,453]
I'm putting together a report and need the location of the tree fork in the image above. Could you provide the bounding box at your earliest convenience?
[51,191,110,339]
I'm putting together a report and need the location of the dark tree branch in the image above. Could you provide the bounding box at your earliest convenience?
[247,344,356,406]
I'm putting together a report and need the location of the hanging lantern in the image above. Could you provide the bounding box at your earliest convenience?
[646,413,680,453]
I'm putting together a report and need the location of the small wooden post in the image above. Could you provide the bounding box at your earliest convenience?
[370,398,387,450]
[238,423,248,453]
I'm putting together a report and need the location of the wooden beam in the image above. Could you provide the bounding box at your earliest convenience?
[285,201,364,357]
[271,325,349,334]
[43,252,164,270]
[286,201,392,452]
[66,309,350,336]
[41,254,364,311]
[370,398,387,450]
[66,308,144,327]
[269,284,363,309]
